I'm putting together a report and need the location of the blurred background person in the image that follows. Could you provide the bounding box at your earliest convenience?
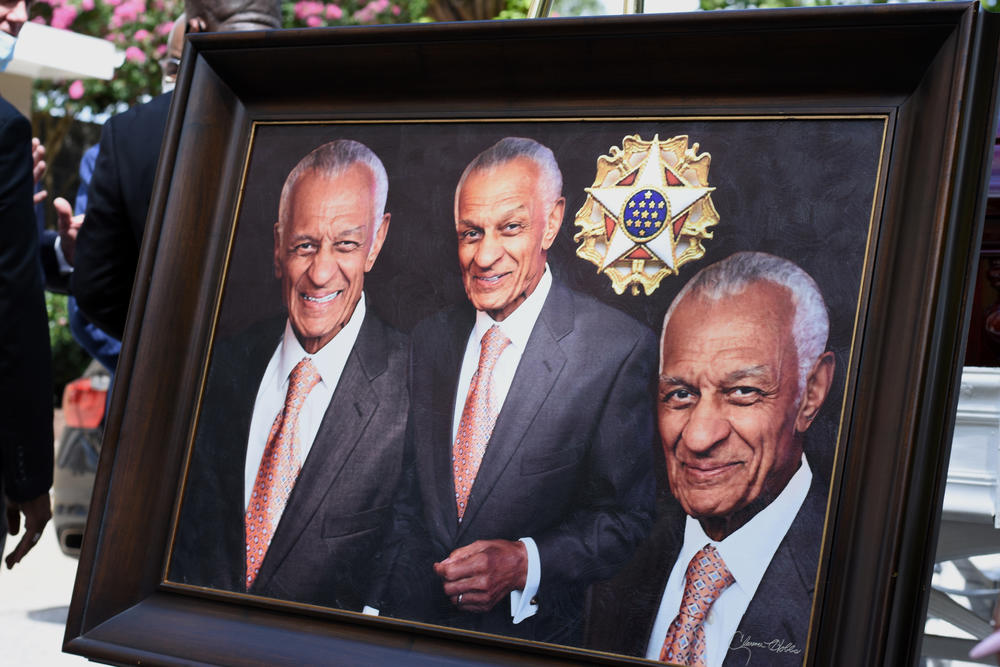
[0,0,54,570]
[72,0,282,342]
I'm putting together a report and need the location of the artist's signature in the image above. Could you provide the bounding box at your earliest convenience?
[728,631,802,665]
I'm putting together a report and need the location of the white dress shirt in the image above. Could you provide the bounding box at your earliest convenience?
[243,297,367,509]
[451,267,553,624]
[645,456,813,666]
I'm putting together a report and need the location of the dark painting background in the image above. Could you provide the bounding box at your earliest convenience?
[212,117,884,484]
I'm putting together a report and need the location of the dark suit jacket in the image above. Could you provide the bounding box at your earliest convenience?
[169,309,409,611]
[385,279,657,645]
[72,91,172,340]
[0,96,53,507]
[586,461,828,666]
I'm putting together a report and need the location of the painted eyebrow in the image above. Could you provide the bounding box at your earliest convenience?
[332,225,366,239]
[288,226,366,243]
[497,204,529,222]
[458,203,529,228]
[658,366,773,387]
[721,365,773,384]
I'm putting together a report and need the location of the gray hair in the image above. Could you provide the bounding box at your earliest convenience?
[454,137,563,217]
[277,139,388,238]
[661,251,830,397]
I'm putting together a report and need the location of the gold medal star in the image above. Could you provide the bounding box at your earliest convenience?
[585,137,715,270]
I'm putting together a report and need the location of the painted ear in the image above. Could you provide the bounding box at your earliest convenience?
[542,197,565,250]
[365,213,390,272]
[795,351,835,433]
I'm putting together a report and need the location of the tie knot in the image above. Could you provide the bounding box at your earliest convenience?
[479,325,511,368]
[287,357,321,405]
[679,544,735,620]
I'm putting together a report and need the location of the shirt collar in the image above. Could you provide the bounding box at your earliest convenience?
[473,265,552,351]
[680,454,812,595]
[277,295,367,388]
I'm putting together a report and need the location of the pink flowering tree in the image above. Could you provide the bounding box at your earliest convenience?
[28,0,426,191]
[29,0,425,117]
[283,0,420,27]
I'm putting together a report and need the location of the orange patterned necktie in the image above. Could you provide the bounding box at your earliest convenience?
[452,325,511,521]
[660,544,735,666]
[245,357,321,589]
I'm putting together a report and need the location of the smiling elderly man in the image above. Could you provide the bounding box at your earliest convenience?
[587,251,836,667]
[170,140,408,611]
[381,136,657,646]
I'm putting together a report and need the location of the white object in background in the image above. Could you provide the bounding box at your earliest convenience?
[944,367,1000,528]
[6,22,123,80]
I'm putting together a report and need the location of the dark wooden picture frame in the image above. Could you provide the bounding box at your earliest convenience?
[65,5,1000,665]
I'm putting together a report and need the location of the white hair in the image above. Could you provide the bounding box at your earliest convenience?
[661,251,830,396]
[277,139,388,237]
[454,137,563,218]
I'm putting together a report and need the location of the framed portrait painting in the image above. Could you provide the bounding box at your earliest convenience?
[65,4,1000,666]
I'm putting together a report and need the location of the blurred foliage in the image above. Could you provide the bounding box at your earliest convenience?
[46,292,90,405]
[495,0,529,18]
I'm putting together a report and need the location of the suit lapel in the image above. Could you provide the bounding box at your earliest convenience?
[223,320,282,590]
[430,309,473,545]
[723,471,827,666]
[456,283,572,538]
[253,314,384,589]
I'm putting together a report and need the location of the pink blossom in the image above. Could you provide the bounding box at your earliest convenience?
[31,16,45,23]
[325,4,342,19]
[134,28,150,40]
[306,15,322,26]
[155,43,167,56]
[125,46,146,63]
[105,0,122,6]
[391,4,400,14]
[80,0,94,10]
[155,20,172,35]
[68,80,84,100]
[114,1,139,22]
[50,5,77,29]
[294,1,324,19]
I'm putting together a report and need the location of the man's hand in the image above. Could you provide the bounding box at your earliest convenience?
[32,137,47,205]
[53,197,83,266]
[4,492,52,569]
[433,539,527,613]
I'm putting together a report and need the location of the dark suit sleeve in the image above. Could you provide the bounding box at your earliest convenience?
[533,327,657,590]
[0,105,54,502]
[72,116,138,340]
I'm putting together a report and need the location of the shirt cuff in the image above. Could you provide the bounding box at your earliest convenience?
[54,235,73,274]
[510,536,539,624]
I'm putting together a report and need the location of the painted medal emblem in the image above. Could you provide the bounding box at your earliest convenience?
[574,134,720,295]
